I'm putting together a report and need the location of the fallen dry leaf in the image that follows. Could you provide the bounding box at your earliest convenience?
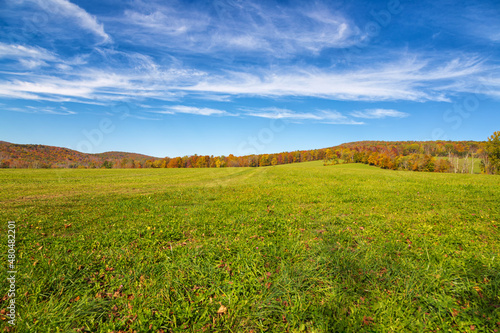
[217,303,227,315]
[363,316,374,326]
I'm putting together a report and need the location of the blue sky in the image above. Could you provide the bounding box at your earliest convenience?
[0,0,499,157]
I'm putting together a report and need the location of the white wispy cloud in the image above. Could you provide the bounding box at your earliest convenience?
[350,109,409,119]
[5,105,76,115]
[50,0,110,43]
[241,107,364,124]
[0,51,495,106]
[0,43,58,69]
[28,106,76,115]
[448,3,500,44]
[0,66,187,103]
[154,105,228,116]
[0,43,56,61]
[487,32,500,42]
[432,67,500,99]
[118,1,362,57]
[0,42,92,71]
[2,0,497,108]
[123,9,200,36]
[243,107,324,120]
[316,110,362,124]
[480,75,500,98]
[18,59,47,69]
[181,57,488,102]
[16,0,110,43]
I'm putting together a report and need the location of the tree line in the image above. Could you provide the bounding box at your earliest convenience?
[1,132,499,174]
[323,132,499,175]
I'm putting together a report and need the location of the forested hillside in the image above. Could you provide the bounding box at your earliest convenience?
[324,140,484,173]
[325,135,499,175]
[1,135,499,175]
[0,141,158,169]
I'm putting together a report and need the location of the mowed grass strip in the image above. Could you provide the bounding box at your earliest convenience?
[0,162,499,332]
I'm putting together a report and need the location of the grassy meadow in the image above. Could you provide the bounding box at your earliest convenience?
[1,162,499,332]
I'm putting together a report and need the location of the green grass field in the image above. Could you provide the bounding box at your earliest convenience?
[1,162,499,332]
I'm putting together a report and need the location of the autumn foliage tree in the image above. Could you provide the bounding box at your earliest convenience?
[483,131,500,174]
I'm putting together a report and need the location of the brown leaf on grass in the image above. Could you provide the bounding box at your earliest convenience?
[64,224,72,228]
[362,316,374,326]
[451,308,459,317]
[217,303,227,315]
[127,314,138,323]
